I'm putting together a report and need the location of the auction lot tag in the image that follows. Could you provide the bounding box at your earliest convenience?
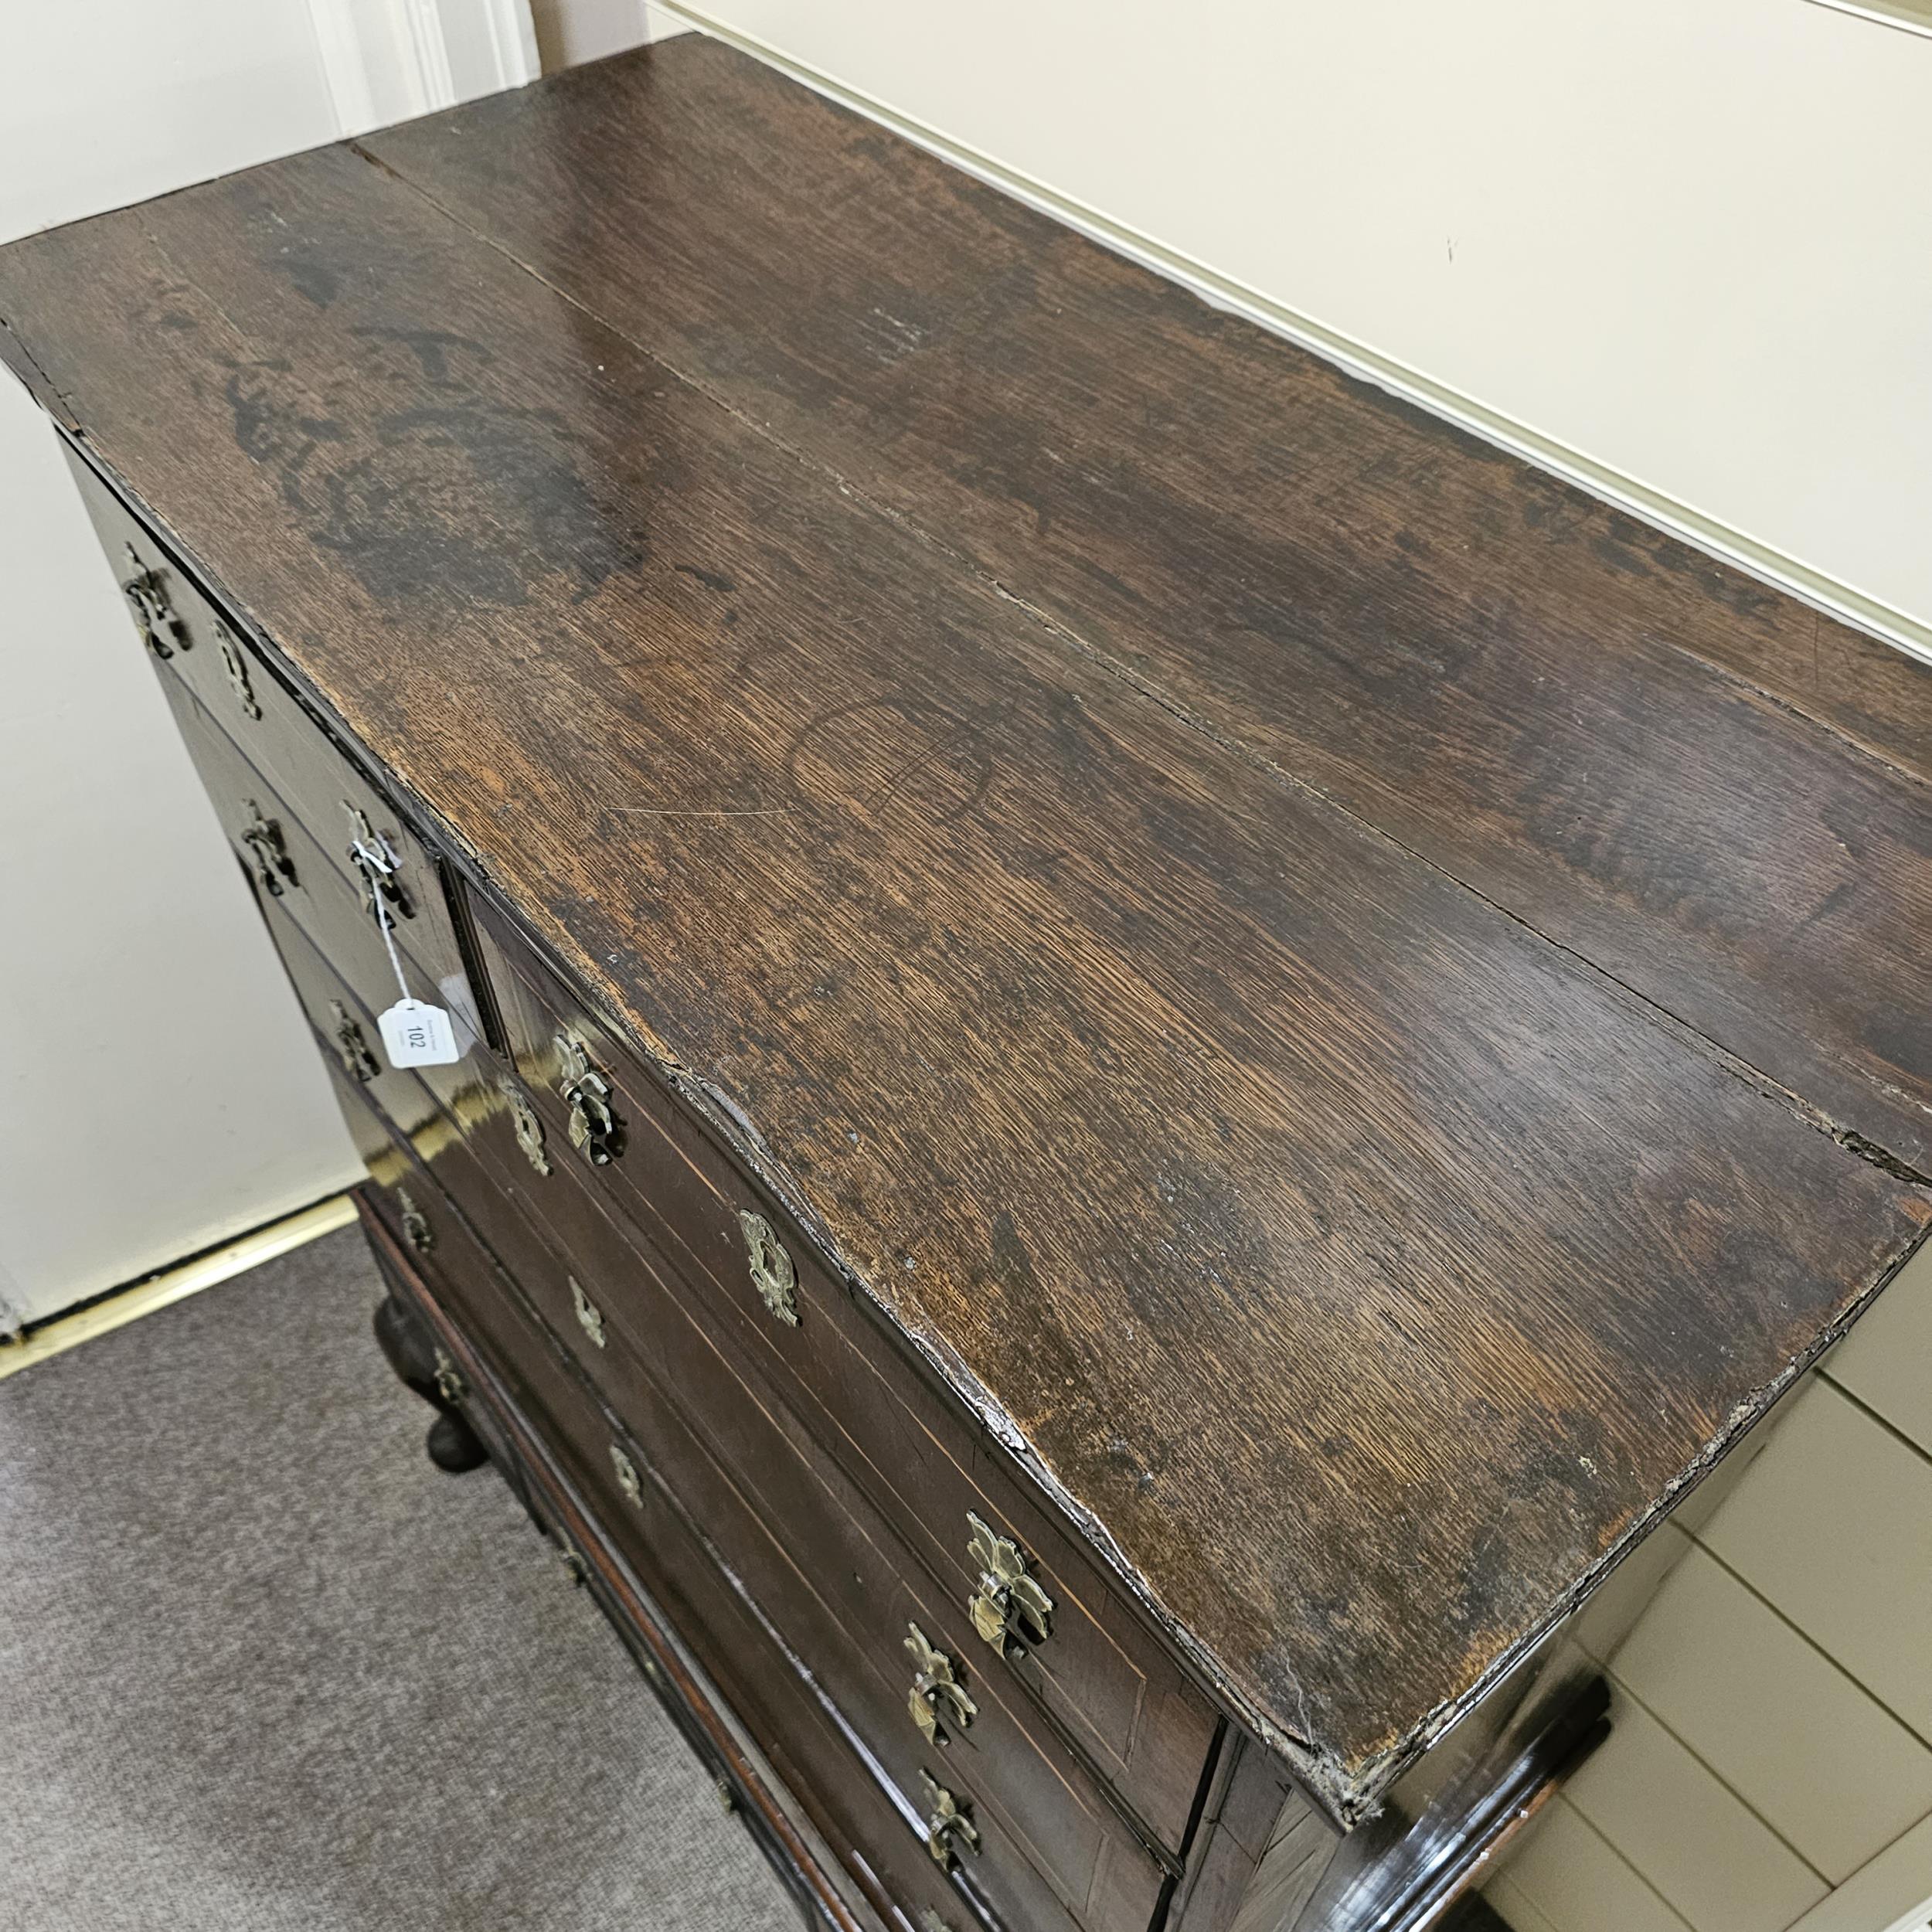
[379,997,461,1067]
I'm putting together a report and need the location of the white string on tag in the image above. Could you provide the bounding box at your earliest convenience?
[350,832,462,1068]
[350,832,412,1005]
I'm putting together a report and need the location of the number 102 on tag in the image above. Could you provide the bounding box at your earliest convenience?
[379,998,461,1068]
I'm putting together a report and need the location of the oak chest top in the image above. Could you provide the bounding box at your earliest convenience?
[4,35,1928,1821]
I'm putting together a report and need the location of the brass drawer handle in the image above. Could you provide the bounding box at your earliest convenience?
[344,804,415,927]
[556,1032,623,1165]
[216,622,262,720]
[570,1276,607,1349]
[120,545,189,659]
[504,1080,551,1175]
[917,1770,979,1869]
[737,1210,799,1326]
[329,999,379,1083]
[905,1623,976,1745]
[966,1512,1054,1658]
[240,802,298,898]
[609,1441,644,1507]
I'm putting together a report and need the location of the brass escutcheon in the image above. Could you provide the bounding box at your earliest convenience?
[555,1033,623,1165]
[609,1441,643,1507]
[397,1189,434,1257]
[216,623,261,720]
[505,1080,551,1175]
[570,1276,607,1349]
[120,546,189,658]
[430,1344,464,1406]
[737,1210,799,1326]
[344,804,414,927]
[240,802,298,898]
[966,1512,1054,1658]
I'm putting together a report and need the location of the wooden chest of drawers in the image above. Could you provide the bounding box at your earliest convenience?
[8,35,1930,1932]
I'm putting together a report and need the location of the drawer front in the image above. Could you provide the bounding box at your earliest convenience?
[470,896,1217,1851]
[71,454,468,995]
[495,1173,1168,1932]
[365,1217,906,1932]
[162,680,495,1128]
[283,916,1168,1929]
[342,1080,1035,1932]
[375,1056,1165,1927]
[255,884,449,1153]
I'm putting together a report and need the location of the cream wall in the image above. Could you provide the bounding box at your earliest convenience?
[0,0,360,1328]
[0,5,341,239]
[658,0,1932,663]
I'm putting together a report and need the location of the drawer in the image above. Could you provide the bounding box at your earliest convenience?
[345,1026,1169,1926]
[254,883,448,1153]
[70,454,469,995]
[284,916,1171,1928]
[470,896,1218,1852]
[362,1216,889,1932]
[342,1076,1041,1932]
[500,1175,1169,1930]
[162,679,495,1127]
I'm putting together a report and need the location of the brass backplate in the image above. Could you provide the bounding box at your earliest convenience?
[966,1510,1054,1656]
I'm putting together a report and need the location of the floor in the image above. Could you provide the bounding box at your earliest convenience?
[0,1216,1526,1932]
[0,1223,801,1932]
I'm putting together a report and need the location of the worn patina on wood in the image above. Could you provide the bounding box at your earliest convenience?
[2,37,1928,1823]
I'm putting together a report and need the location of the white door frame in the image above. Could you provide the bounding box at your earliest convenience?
[306,0,540,135]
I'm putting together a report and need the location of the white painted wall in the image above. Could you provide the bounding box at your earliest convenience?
[0,0,362,1327]
[656,0,1932,662]
[0,5,340,240]
[307,0,540,137]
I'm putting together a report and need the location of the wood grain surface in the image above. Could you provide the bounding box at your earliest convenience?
[362,43,1932,1176]
[2,39,1927,1820]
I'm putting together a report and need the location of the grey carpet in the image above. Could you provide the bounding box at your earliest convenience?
[0,1224,802,1932]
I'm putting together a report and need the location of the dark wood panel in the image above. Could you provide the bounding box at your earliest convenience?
[359,41,1932,1177]
[2,92,1926,1822]
[1165,1740,1333,1932]
[155,675,510,1174]
[158,675,470,1003]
